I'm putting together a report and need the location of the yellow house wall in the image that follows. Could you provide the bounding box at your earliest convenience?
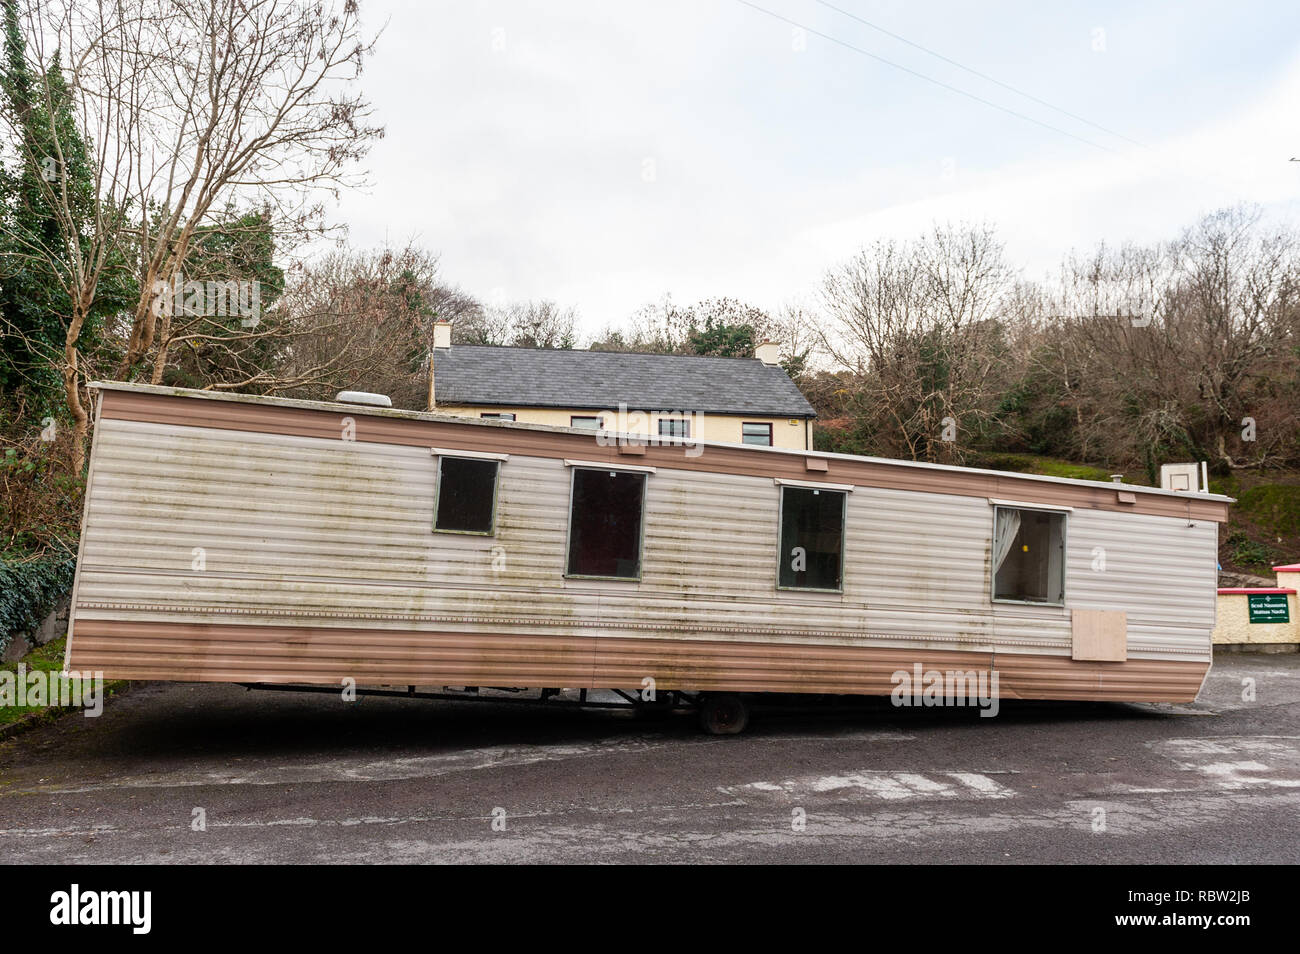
[1212,593,1298,644]
[435,405,811,450]
[1212,569,1299,646]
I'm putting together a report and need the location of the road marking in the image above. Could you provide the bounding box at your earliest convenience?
[5,787,1300,864]
[15,728,915,794]
[723,770,1014,800]
[0,799,751,839]
[26,735,677,793]
[1149,736,1300,791]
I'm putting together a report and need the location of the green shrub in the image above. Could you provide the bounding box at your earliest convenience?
[0,554,76,656]
[1225,530,1278,570]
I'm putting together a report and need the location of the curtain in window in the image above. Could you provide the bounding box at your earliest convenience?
[993,508,1021,574]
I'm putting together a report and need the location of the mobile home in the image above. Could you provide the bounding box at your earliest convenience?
[65,382,1230,732]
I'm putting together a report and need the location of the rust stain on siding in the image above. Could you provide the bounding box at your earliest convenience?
[68,620,1208,703]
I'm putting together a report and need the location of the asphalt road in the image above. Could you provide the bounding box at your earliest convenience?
[2,654,1298,864]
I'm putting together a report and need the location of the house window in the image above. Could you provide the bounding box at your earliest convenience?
[658,418,690,438]
[566,468,646,579]
[480,412,515,421]
[742,422,772,446]
[778,486,846,591]
[991,506,1066,605]
[570,415,601,429]
[434,457,500,534]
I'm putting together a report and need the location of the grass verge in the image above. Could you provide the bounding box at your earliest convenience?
[0,636,129,738]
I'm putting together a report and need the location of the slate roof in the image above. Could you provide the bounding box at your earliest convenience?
[433,345,815,417]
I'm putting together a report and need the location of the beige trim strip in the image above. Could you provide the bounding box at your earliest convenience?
[989,498,1073,512]
[563,458,657,474]
[775,477,856,492]
[431,447,509,461]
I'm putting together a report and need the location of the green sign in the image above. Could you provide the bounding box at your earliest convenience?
[1247,593,1291,624]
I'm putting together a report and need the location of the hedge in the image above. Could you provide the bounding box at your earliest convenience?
[0,554,76,657]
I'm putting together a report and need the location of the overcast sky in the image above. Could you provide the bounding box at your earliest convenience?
[332,1,1300,335]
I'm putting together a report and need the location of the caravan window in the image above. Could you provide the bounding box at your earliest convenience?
[778,486,846,591]
[991,506,1066,604]
[566,468,646,579]
[434,457,500,534]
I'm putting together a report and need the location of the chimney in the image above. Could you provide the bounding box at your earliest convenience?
[755,340,781,365]
[427,351,436,412]
[433,320,452,350]
[427,321,452,411]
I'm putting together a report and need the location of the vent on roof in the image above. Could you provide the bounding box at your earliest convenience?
[334,390,392,408]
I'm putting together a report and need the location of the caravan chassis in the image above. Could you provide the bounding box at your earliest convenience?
[239,684,761,735]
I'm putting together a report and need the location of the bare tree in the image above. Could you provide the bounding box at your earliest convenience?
[1049,206,1300,476]
[112,0,382,379]
[272,243,480,408]
[591,296,778,356]
[0,0,381,470]
[590,295,690,353]
[491,300,578,349]
[816,224,1015,462]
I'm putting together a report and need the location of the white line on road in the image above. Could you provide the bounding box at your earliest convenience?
[723,770,1015,800]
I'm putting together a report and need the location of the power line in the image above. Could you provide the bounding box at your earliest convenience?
[733,0,1119,154]
[814,0,1146,149]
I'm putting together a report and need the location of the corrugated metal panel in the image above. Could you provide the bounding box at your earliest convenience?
[68,414,1217,700]
[992,652,1206,702]
[1067,509,1218,658]
[71,620,598,686]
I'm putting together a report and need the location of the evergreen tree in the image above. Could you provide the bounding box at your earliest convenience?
[0,0,133,418]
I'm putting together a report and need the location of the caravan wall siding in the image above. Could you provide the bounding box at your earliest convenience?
[66,387,1228,702]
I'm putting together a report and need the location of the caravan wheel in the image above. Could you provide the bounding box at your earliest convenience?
[698,694,749,735]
